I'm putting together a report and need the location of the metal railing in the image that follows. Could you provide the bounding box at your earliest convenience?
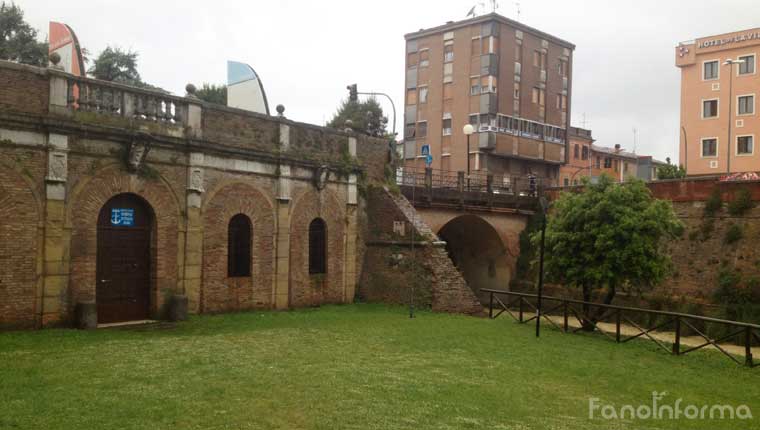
[397,167,542,197]
[484,289,760,368]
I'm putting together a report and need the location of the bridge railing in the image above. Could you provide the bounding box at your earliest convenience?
[397,167,542,196]
[484,289,760,368]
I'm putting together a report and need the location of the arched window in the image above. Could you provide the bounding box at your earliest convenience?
[228,214,252,277]
[309,218,327,274]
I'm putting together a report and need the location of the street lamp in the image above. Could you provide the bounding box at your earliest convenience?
[723,58,745,174]
[463,124,475,190]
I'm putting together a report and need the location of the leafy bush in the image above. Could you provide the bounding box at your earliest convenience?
[727,188,754,216]
[714,266,749,305]
[723,223,743,245]
[699,218,714,241]
[704,189,723,217]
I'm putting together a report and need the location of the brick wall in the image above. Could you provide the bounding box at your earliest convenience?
[359,186,483,314]
[0,149,44,328]
[0,62,49,115]
[201,178,276,312]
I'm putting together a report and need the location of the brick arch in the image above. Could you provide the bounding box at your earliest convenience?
[66,163,182,319]
[289,186,346,307]
[0,155,43,328]
[201,181,275,313]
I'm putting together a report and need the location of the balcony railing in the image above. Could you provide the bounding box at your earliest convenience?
[58,72,191,126]
[471,113,566,145]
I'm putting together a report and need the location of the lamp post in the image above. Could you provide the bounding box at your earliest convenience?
[463,124,475,190]
[536,195,549,338]
[723,58,745,174]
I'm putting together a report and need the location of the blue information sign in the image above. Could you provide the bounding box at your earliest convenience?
[111,208,135,226]
[420,144,430,156]
[425,154,433,166]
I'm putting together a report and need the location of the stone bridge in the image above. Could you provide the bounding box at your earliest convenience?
[397,167,538,304]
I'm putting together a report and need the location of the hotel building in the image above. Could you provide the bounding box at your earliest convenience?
[402,13,574,185]
[676,28,760,176]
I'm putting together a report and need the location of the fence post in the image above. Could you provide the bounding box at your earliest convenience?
[563,301,568,332]
[615,309,621,343]
[489,291,493,319]
[457,171,465,206]
[672,316,681,355]
[519,297,524,323]
[746,327,754,367]
[424,167,433,203]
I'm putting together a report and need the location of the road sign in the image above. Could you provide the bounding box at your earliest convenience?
[420,144,430,156]
[111,208,135,226]
[425,154,433,166]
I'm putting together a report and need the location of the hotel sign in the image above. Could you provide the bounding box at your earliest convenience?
[698,31,760,49]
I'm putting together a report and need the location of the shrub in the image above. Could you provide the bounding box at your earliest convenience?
[699,218,714,241]
[723,223,743,245]
[704,189,723,216]
[713,266,748,305]
[727,188,754,216]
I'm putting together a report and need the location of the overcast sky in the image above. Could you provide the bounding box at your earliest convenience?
[19,0,760,163]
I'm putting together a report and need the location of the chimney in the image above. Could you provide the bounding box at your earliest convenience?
[614,144,621,151]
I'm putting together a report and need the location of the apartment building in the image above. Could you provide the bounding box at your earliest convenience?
[559,127,662,185]
[676,28,760,176]
[402,13,574,185]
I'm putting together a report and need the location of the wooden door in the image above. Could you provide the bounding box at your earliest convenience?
[96,194,152,324]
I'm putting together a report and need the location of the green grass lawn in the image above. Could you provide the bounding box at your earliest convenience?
[0,304,758,430]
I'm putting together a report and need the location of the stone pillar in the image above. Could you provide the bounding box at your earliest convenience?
[183,152,205,313]
[274,123,292,309]
[41,133,69,325]
[343,137,359,302]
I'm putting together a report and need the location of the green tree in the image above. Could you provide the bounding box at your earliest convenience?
[195,83,227,105]
[656,157,686,180]
[534,175,683,328]
[0,2,47,66]
[327,98,388,137]
[88,46,141,84]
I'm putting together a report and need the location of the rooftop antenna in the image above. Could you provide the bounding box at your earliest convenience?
[632,127,638,154]
[490,0,499,13]
[467,2,486,17]
[514,2,521,21]
[581,113,587,129]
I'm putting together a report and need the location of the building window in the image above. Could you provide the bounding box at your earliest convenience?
[623,162,629,173]
[228,214,252,277]
[442,115,452,136]
[406,88,417,105]
[417,121,427,138]
[532,50,546,69]
[614,160,619,172]
[604,157,612,168]
[595,156,601,169]
[738,95,754,115]
[573,144,579,159]
[738,135,753,155]
[469,114,478,126]
[558,59,568,76]
[513,83,520,99]
[563,177,569,186]
[444,43,454,63]
[703,60,719,80]
[443,82,453,100]
[702,99,718,118]
[407,52,418,68]
[419,49,430,67]
[582,146,589,160]
[702,138,717,157]
[531,88,545,106]
[419,86,428,104]
[470,76,480,95]
[481,75,497,93]
[739,55,755,75]
[308,218,327,275]
[471,38,481,56]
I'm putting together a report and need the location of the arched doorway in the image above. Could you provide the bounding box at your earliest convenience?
[437,215,510,305]
[96,193,153,323]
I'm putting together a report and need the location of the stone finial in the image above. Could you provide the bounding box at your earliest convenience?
[48,52,64,70]
[344,119,354,133]
[276,104,285,117]
[185,83,198,99]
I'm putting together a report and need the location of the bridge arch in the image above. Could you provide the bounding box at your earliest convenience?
[437,214,511,304]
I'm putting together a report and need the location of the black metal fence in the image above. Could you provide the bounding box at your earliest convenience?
[397,167,542,196]
[483,289,760,368]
